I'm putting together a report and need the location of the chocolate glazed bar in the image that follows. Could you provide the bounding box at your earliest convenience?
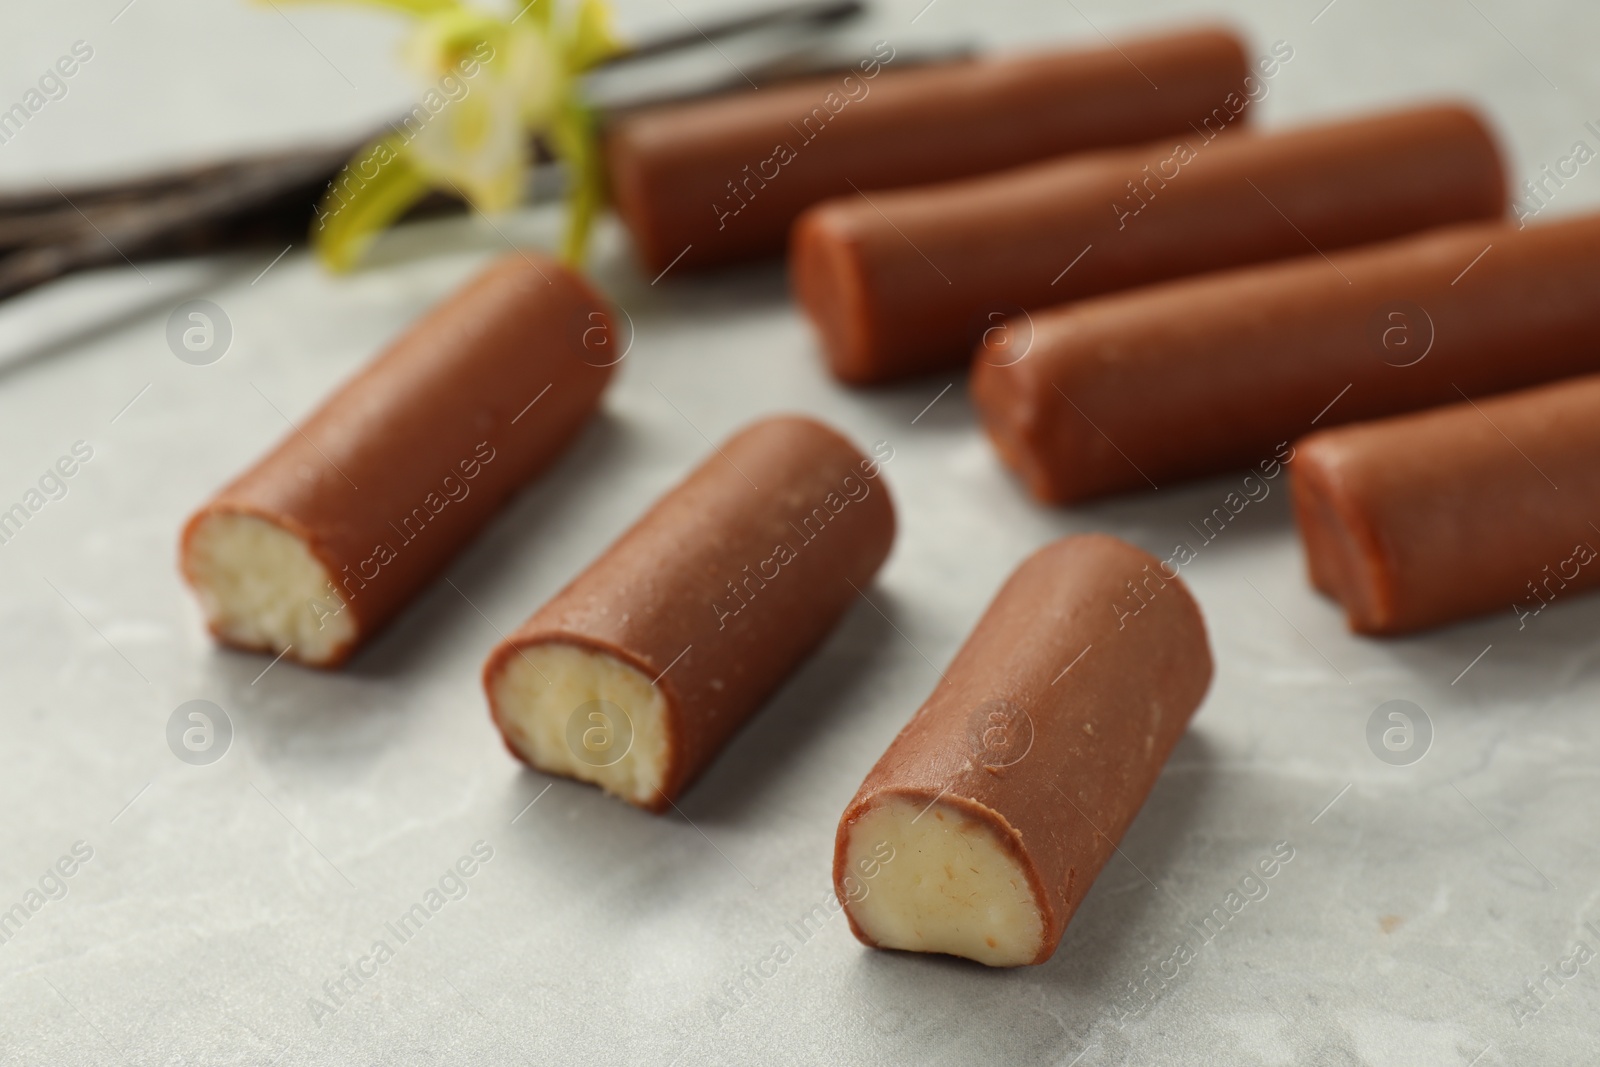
[483,415,896,812]
[793,103,1505,384]
[181,253,615,668]
[605,26,1253,274]
[835,535,1212,966]
[1292,374,1600,636]
[972,212,1600,504]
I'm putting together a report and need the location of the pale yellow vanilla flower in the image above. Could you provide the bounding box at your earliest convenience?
[503,22,563,128]
[303,0,623,268]
[403,76,526,212]
[399,17,545,212]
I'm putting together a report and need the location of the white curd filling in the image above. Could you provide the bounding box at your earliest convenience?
[490,641,671,808]
[185,512,355,666]
[843,794,1045,966]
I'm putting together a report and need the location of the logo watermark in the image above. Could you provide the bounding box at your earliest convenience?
[967,697,1034,770]
[166,300,232,365]
[1367,300,1433,368]
[1365,699,1431,766]
[566,699,634,768]
[167,699,232,766]
[972,304,1035,368]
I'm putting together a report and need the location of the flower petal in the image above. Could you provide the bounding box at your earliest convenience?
[269,0,459,17]
[404,72,530,213]
[565,0,624,72]
[311,136,432,272]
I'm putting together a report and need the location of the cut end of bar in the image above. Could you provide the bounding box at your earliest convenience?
[970,364,1070,505]
[488,641,672,810]
[183,512,355,667]
[602,126,671,276]
[790,207,878,385]
[1289,441,1397,634]
[840,794,1046,967]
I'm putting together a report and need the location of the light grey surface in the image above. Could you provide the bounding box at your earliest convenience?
[3,1,1600,1064]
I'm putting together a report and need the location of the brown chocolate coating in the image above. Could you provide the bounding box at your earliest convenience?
[605,27,1252,274]
[834,535,1213,964]
[180,253,615,666]
[973,212,1600,504]
[1292,374,1600,636]
[483,415,896,811]
[794,103,1506,385]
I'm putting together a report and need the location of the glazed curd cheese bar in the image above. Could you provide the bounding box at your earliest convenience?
[483,415,895,812]
[181,253,614,668]
[834,535,1211,966]
[972,212,1600,504]
[793,103,1505,384]
[605,26,1253,274]
[1292,374,1600,635]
